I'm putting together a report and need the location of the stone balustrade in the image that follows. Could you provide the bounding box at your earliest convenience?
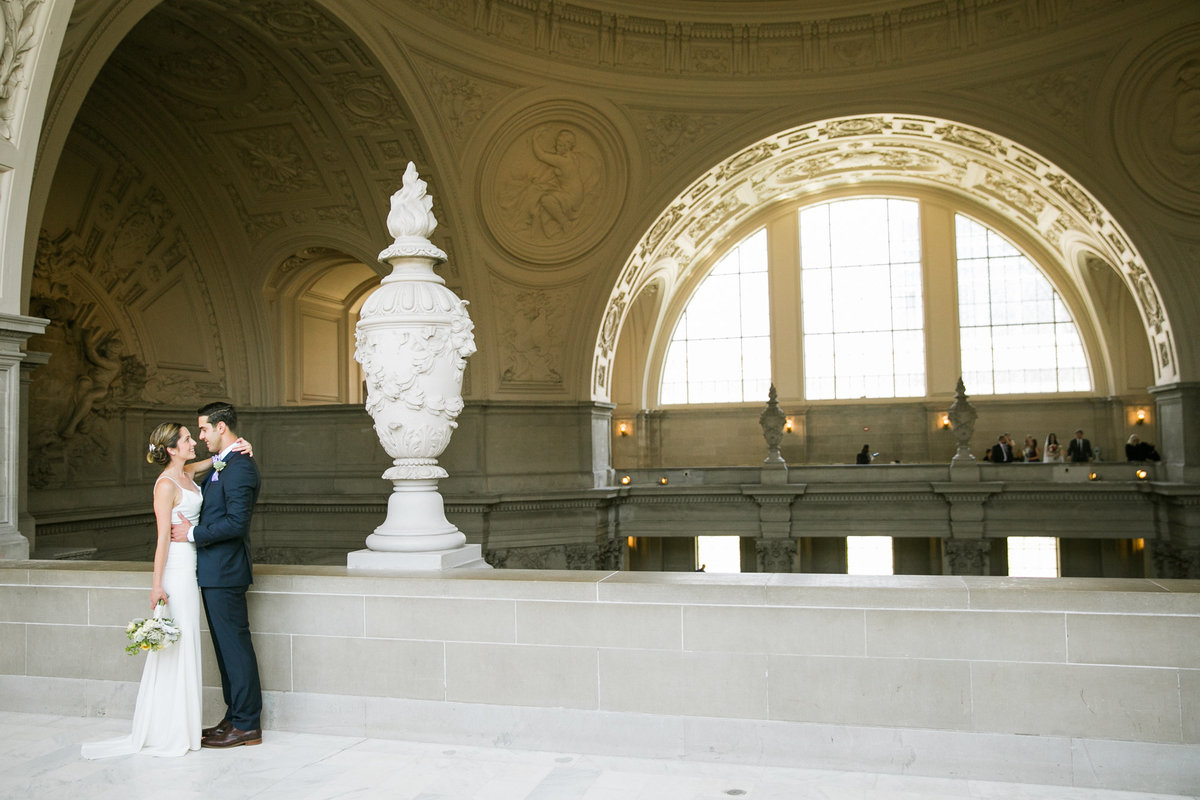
[0,562,1197,793]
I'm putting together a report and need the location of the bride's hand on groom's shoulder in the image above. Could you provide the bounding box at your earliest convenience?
[232,437,253,458]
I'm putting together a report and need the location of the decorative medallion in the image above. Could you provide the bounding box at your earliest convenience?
[1114,25,1200,212]
[481,101,627,265]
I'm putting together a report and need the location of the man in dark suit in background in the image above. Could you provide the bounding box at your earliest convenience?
[1067,428,1094,463]
[172,401,263,748]
[990,434,1012,462]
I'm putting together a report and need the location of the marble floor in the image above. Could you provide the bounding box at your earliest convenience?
[1,712,1196,800]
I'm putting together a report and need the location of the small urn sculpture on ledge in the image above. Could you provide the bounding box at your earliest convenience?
[348,162,488,570]
[760,384,786,464]
[948,376,978,463]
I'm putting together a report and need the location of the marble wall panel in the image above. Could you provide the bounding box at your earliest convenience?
[445,642,598,709]
[864,609,1067,662]
[682,605,866,656]
[515,601,681,649]
[0,623,24,674]
[365,596,516,643]
[768,654,972,729]
[599,649,768,719]
[292,635,445,700]
[970,661,1183,742]
[1066,613,1200,668]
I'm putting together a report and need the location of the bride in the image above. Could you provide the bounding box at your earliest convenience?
[82,423,248,759]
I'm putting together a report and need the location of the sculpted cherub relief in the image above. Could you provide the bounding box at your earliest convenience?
[60,327,125,439]
[499,125,602,242]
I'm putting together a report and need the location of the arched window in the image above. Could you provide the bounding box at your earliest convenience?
[660,228,771,404]
[956,215,1091,394]
[652,196,1094,407]
[801,198,924,399]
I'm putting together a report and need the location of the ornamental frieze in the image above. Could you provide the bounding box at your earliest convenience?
[400,0,1130,77]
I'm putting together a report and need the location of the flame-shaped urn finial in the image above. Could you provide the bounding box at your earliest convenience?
[349,163,488,570]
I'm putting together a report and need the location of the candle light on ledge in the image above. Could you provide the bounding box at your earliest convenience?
[1088,471,1100,481]
[659,476,669,485]
[619,474,631,485]
[1135,468,1148,481]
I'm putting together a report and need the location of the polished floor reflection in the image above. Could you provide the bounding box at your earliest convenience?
[3,712,1195,800]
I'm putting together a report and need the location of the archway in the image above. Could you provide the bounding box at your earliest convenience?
[592,114,1175,403]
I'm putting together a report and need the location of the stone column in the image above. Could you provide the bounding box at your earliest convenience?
[933,483,1002,575]
[347,164,487,571]
[0,315,49,559]
[1152,382,1200,484]
[1149,382,1200,576]
[17,351,49,557]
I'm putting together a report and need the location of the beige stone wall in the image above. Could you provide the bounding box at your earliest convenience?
[2,562,1197,793]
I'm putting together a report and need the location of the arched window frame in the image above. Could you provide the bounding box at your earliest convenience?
[639,184,1108,409]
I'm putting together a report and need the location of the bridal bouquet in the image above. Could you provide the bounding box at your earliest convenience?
[124,605,180,655]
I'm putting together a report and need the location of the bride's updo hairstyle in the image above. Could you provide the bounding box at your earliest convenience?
[146,422,183,467]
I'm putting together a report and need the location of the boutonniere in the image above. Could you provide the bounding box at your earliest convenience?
[212,457,226,473]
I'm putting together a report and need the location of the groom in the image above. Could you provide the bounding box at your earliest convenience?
[171,401,263,748]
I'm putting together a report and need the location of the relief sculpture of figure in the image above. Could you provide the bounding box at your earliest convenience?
[60,329,125,438]
[500,126,601,242]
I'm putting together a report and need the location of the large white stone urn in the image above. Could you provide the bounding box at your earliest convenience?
[347,163,488,570]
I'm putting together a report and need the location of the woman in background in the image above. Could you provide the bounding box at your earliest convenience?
[1042,432,1064,463]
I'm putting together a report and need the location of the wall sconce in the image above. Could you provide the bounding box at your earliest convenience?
[617,421,631,436]
[940,414,951,430]
[784,417,794,433]
[1088,471,1100,481]
[627,536,636,548]
[659,476,669,485]
[1135,468,1148,481]
[619,474,631,485]
[1135,409,1146,425]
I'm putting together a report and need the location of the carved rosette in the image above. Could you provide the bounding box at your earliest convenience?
[353,162,477,554]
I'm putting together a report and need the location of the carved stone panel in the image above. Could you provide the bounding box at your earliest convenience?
[491,277,569,389]
[481,102,627,264]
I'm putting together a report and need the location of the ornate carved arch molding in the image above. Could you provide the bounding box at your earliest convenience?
[590,113,1177,401]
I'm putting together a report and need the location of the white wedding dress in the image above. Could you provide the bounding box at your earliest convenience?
[82,476,203,758]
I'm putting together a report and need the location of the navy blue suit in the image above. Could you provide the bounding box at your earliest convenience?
[196,449,262,731]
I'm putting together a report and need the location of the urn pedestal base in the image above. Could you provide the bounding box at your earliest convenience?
[347,544,490,571]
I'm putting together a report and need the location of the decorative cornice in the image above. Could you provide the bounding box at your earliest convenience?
[991,491,1152,503]
[801,493,943,503]
[404,0,1129,79]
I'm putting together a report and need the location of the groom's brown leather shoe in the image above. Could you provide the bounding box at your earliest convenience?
[201,726,262,748]
[202,719,232,739]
